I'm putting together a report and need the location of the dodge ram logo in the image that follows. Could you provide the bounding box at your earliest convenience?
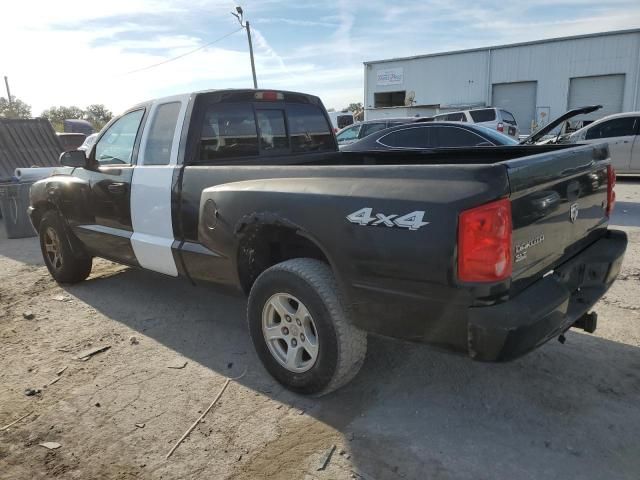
[570,203,579,223]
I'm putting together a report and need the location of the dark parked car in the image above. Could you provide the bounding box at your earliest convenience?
[336,117,430,148]
[342,121,518,152]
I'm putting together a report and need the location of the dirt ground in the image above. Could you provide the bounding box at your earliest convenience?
[1,179,639,480]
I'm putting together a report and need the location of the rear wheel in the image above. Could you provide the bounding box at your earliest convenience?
[248,258,367,396]
[39,210,92,283]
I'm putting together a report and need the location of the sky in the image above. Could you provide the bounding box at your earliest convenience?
[2,0,639,116]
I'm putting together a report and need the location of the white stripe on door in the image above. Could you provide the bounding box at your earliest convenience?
[130,94,190,276]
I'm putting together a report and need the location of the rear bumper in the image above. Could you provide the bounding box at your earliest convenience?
[468,229,627,361]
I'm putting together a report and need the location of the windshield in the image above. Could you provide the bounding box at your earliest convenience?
[336,124,361,143]
[472,125,519,145]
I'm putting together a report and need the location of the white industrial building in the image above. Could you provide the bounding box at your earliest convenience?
[363,29,640,133]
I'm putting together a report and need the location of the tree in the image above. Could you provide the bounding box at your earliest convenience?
[84,104,113,130]
[0,96,32,119]
[347,102,364,121]
[347,102,362,113]
[41,106,85,131]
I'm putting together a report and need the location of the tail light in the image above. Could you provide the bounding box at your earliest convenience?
[254,91,284,101]
[458,198,512,282]
[606,165,616,216]
[496,122,504,133]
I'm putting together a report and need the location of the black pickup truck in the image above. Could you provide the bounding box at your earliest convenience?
[28,89,626,395]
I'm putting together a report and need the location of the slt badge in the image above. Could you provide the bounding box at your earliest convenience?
[347,208,429,230]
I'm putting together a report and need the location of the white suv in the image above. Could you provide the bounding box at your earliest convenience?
[433,108,519,139]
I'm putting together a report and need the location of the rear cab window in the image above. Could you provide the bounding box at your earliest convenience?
[193,93,335,163]
[199,103,259,161]
[469,109,497,123]
[288,104,334,153]
[256,109,289,152]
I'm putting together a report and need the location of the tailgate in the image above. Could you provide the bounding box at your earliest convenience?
[505,143,611,293]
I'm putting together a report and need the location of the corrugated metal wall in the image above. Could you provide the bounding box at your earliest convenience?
[0,118,62,180]
[364,30,640,123]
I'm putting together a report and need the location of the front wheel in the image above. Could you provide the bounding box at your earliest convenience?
[247,258,367,396]
[39,210,92,284]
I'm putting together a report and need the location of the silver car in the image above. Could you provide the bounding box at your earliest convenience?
[569,112,640,174]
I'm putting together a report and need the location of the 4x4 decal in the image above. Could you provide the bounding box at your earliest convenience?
[346,208,429,230]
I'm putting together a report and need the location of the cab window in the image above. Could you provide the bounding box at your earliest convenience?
[143,102,181,165]
[287,104,334,153]
[256,109,289,153]
[94,109,144,165]
[198,103,259,161]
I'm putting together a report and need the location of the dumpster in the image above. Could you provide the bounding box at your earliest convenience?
[0,182,37,238]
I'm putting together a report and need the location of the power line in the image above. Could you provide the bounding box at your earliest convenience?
[123,27,244,75]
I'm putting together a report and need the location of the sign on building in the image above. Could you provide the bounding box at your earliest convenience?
[376,68,404,86]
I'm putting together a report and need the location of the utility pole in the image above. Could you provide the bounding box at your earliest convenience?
[4,76,12,107]
[232,6,258,89]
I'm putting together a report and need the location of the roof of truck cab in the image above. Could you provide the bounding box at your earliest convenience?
[131,89,321,110]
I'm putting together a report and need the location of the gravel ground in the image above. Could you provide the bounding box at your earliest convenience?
[1,179,639,480]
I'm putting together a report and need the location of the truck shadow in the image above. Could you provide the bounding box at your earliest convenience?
[611,201,640,228]
[0,226,41,265]
[65,266,640,480]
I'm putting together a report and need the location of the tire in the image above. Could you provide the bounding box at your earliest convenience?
[39,210,92,284]
[248,258,367,396]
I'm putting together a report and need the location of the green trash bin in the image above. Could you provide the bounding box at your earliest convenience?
[0,182,37,239]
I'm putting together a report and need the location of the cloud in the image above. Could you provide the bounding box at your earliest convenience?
[250,27,287,71]
[1,0,638,116]
[254,17,339,27]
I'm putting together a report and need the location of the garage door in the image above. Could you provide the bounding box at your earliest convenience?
[568,74,625,120]
[492,81,537,134]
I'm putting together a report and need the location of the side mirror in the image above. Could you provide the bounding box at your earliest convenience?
[59,150,88,168]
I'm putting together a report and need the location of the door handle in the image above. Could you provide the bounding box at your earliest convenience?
[107,182,126,194]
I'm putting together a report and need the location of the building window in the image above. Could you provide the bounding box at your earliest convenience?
[374,91,406,108]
